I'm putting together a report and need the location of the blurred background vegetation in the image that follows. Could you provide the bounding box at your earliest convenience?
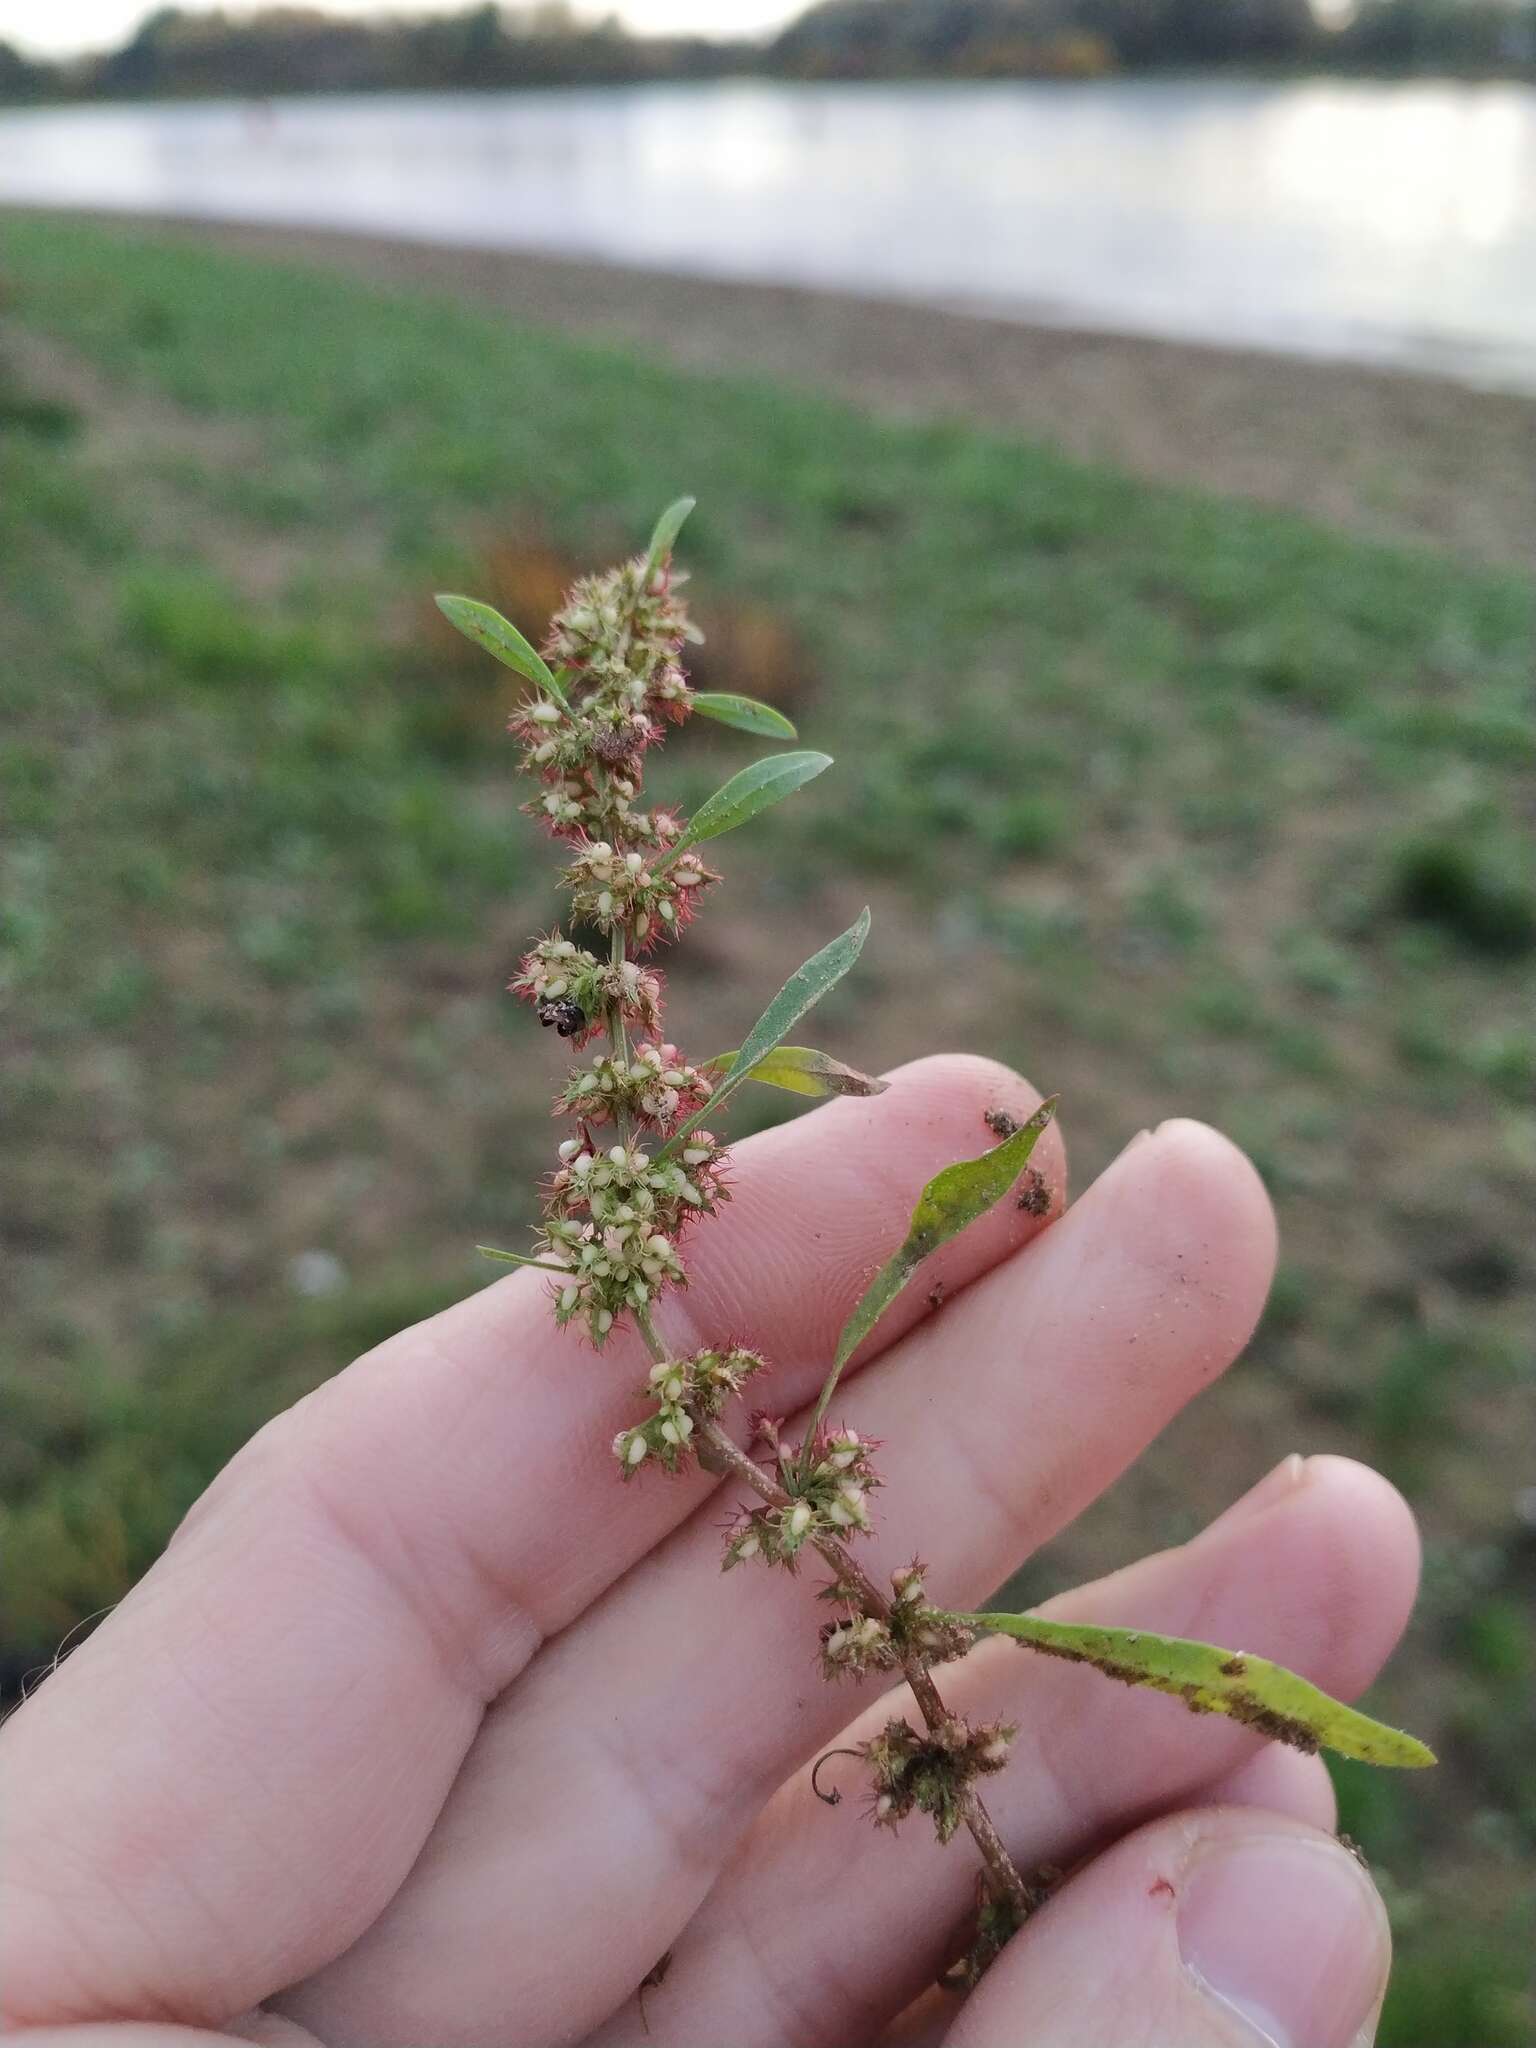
[0,210,1532,2042]
[2,0,1534,103]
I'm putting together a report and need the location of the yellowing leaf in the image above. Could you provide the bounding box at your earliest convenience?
[800,1101,1056,1457]
[704,1044,888,1099]
[953,1612,1436,1769]
[837,1102,1054,1369]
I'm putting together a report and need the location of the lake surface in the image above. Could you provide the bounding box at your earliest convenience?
[3,79,1535,391]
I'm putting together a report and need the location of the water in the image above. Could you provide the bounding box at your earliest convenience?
[3,79,1534,391]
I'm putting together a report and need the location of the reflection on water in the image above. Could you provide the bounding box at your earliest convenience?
[2,79,1534,390]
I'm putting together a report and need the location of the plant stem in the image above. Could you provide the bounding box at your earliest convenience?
[633,1307,1028,1920]
[607,922,631,1079]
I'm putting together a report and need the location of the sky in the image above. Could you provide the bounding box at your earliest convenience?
[2,0,801,58]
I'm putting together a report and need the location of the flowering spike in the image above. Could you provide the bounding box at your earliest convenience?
[466,500,1067,1981]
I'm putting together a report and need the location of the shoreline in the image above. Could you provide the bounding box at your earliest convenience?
[11,207,1536,569]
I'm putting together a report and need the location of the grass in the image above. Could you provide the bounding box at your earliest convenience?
[2,214,1532,2043]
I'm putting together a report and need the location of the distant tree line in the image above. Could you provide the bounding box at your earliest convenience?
[2,0,1532,104]
[0,4,749,101]
[772,0,1536,76]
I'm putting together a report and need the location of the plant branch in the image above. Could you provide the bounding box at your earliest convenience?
[491,511,1036,1977]
[664,1394,1028,1919]
[607,920,631,1096]
[635,1308,1026,1912]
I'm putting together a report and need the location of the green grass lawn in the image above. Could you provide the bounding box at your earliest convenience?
[2,214,1532,2043]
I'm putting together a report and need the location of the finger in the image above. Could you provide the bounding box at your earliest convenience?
[0,2023,317,2039]
[2,2031,319,2048]
[0,1055,1061,2032]
[946,1809,1390,2048]
[285,1119,1275,2048]
[1,2034,273,2048]
[1194,1741,1337,1833]
[592,1455,1415,2048]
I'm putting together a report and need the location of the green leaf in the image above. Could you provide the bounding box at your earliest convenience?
[435,595,567,707]
[800,1101,1055,1461]
[690,692,799,742]
[704,1045,888,1100]
[660,909,872,1157]
[643,495,696,580]
[837,1104,1053,1369]
[668,751,831,859]
[476,1245,572,1275]
[951,1612,1437,1770]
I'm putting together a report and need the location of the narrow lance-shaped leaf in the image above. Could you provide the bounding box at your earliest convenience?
[801,1101,1055,1459]
[664,751,831,861]
[946,1612,1436,1770]
[690,692,799,742]
[703,1044,889,1100]
[435,595,568,709]
[477,1244,574,1275]
[835,1103,1054,1369]
[643,495,696,581]
[659,909,872,1158]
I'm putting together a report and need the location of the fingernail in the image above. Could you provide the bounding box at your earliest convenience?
[1209,1454,1309,1535]
[1178,1833,1389,2048]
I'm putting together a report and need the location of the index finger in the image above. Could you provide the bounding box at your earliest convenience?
[0,1054,1062,2032]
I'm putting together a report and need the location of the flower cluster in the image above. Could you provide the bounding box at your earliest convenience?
[558,1043,713,1129]
[885,1563,976,1666]
[507,553,697,844]
[511,937,663,1044]
[613,1346,766,1475]
[544,555,698,707]
[536,1134,728,1344]
[521,752,692,848]
[819,1612,901,1679]
[818,1562,974,1682]
[510,696,653,785]
[861,1715,1017,1843]
[501,531,735,1350]
[724,1429,883,1570]
[564,839,715,951]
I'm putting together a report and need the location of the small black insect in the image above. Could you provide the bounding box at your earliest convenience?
[537,998,587,1038]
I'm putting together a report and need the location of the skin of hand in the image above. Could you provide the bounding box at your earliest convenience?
[0,1056,1418,2048]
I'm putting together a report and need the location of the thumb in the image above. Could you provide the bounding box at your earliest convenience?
[946,1807,1391,2048]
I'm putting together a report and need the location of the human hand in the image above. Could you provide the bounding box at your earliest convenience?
[0,1057,1416,2048]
